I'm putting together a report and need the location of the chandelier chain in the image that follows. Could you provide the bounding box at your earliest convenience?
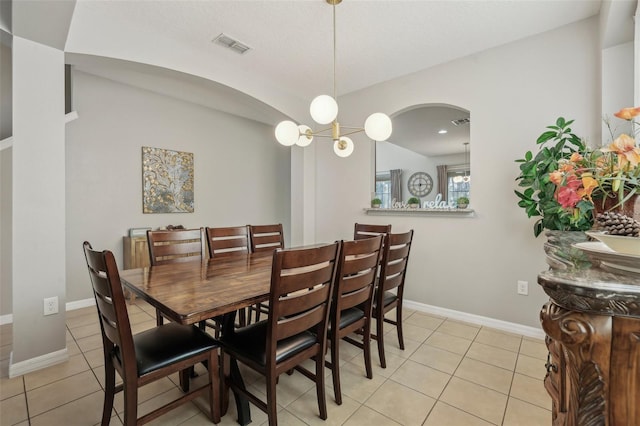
[333,2,337,103]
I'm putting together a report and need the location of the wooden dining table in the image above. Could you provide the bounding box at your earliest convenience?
[120,250,276,425]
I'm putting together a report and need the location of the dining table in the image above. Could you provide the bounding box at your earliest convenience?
[120,250,276,425]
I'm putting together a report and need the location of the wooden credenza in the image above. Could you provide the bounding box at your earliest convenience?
[123,236,150,270]
[538,268,640,426]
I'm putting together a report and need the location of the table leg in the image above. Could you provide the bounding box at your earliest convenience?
[230,358,252,426]
[220,311,252,425]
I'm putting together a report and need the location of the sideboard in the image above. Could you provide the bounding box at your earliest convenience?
[538,268,640,426]
[123,236,150,270]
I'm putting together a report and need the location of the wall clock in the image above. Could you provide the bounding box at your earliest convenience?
[408,172,433,197]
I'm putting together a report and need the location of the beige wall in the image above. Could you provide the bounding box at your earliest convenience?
[64,70,291,303]
[310,17,601,329]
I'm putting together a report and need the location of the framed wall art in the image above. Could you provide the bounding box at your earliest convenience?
[142,146,194,213]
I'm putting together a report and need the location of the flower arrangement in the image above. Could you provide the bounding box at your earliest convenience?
[549,107,639,214]
[515,107,640,237]
[515,118,592,237]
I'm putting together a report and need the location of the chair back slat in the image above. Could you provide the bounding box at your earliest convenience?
[83,242,135,370]
[276,305,325,341]
[278,265,335,295]
[147,228,206,265]
[249,224,284,253]
[206,226,250,257]
[267,242,340,359]
[277,284,331,319]
[342,253,378,276]
[385,258,407,278]
[354,223,391,240]
[388,244,410,262]
[377,230,414,296]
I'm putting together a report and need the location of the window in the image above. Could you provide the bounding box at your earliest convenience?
[375,171,391,208]
[447,167,470,203]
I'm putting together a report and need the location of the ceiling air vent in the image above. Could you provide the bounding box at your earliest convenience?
[213,33,251,55]
[451,117,470,126]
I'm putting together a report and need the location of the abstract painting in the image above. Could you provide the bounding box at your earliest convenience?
[142,147,194,213]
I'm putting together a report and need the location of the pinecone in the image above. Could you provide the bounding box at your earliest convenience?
[595,212,640,237]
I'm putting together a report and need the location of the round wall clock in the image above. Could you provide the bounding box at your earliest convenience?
[408,172,433,197]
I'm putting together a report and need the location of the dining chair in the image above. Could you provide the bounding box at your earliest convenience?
[219,242,341,426]
[248,223,284,252]
[205,225,251,328]
[146,228,206,326]
[327,235,383,405]
[205,225,250,258]
[353,223,391,240]
[371,230,414,368]
[83,242,220,425]
[247,224,285,323]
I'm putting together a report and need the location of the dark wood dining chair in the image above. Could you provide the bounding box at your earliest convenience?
[205,225,251,328]
[248,223,284,252]
[205,225,250,257]
[247,224,285,323]
[371,230,414,368]
[327,235,383,405]
[354,223,391,240]
[146,228,206,326]
[219,242,341,426]
[83,242,220,425]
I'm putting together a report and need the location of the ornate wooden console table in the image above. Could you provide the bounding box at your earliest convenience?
[538,268,640,426]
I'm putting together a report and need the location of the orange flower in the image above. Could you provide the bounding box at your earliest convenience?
[549,170,563,185]
[601,134,640,168]
[577,176,597,200]
[613,106,640,121]
[569,152,583,162]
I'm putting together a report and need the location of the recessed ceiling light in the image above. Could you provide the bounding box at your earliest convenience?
[438,130,448,134]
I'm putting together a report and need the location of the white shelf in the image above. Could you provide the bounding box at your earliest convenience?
[364,207,475,216]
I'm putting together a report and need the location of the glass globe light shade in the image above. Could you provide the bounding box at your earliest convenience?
[453,176,463,183]
[275,120,299,146]
[310,95,338,125]
[364,113,392,141]
[333,136,354,158]
[462,176,471,183]
[296,125,313,147]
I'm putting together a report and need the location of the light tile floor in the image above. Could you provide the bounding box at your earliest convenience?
[0,301,551,425]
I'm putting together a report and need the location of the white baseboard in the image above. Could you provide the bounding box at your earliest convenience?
[404,299,546,340]
[1,298,96,325]
[9,347,69,378]
[66,298,95,311]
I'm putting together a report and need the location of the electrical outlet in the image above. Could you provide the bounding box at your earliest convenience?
[517,280,528,296]
[43,297,59,316]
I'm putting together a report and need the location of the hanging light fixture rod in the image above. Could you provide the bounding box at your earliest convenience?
[274,0,392,158]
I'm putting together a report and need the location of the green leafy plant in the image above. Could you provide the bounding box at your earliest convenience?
[457,196,469,204]
[407,197,420,205]
[515,117,593,237]
[371,197,382,206]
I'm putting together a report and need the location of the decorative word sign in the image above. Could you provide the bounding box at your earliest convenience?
[423,193,456,209]
[390,193,456,209]
[391,200,409,208]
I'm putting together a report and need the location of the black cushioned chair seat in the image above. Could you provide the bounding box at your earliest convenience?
[373,291,397,310]
[220,321,316,366]
[115,322,219,376]
[329,307,364,333]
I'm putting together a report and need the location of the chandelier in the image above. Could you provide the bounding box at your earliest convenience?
[274,0,392,157]
[453,142,471,183]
